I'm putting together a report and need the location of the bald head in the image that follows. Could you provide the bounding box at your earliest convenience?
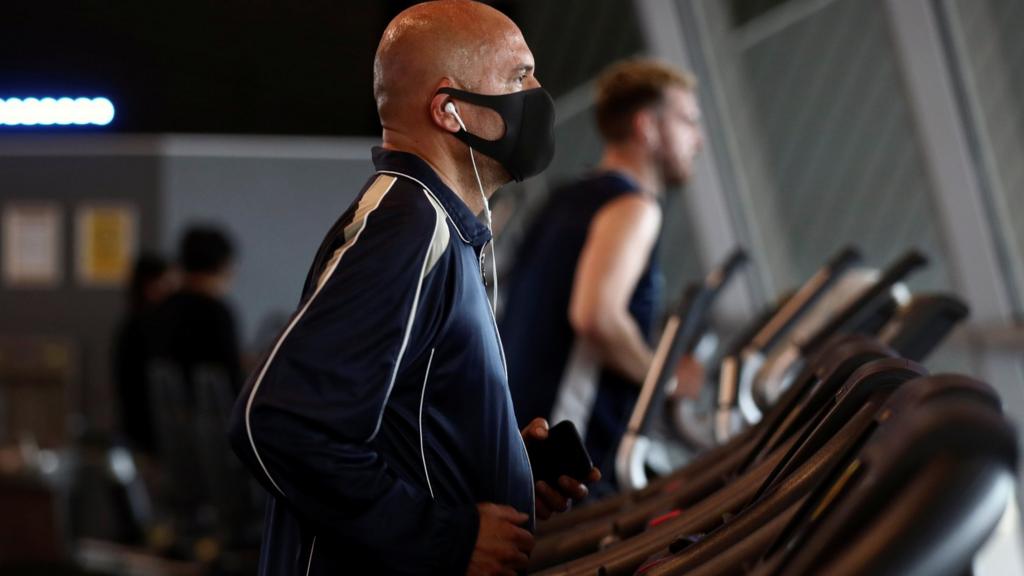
[374,1,532,124]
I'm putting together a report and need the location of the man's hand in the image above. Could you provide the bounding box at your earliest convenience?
[521,418,602,520]
[467,504,534,576]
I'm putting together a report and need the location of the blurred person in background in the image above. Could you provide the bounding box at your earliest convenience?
[133,225,249,561]
[500,58,705,492]
[148,225,241,398]
[114,253,176,454]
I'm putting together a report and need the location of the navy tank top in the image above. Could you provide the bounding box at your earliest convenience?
[500,171,664,479]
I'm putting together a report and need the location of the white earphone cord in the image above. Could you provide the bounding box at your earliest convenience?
[448,103,498,308]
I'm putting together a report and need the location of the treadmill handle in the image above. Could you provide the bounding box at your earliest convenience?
[823,246,862,273]
[798,250,928,355]
[749,245,862,352]
[630,284,711,435]
[704,248,749,293]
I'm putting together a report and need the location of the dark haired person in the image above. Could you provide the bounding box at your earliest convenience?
[501,58,705,489]
[148,225,241,396]
[114,253,175,453]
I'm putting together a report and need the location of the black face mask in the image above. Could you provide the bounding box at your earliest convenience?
[437,86,556,182]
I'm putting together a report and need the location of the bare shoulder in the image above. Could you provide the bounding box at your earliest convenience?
[592,193,662,236]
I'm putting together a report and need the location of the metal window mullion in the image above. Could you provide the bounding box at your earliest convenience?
[686,0,794,306]
[935,0,1024,319]
[883,0,1013,324]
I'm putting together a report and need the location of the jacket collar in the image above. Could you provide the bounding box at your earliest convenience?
[372,146,492,247]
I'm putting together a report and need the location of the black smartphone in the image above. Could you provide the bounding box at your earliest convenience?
[527,420,594,486]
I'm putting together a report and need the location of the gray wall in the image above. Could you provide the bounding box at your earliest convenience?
[160,154,371,351]
[0,135,376,432]
[948,0,1024,314]
[0,150,161,432]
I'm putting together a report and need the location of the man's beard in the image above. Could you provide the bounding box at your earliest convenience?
[661,159,691,189]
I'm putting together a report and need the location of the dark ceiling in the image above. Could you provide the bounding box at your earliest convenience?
[0,0,641,136]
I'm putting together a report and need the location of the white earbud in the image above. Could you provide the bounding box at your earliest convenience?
[443,98,498,309]
[445,101,467,131]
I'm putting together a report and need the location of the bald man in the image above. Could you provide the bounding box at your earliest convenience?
[228,2,595,574]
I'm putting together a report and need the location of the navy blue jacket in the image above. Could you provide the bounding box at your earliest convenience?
[228,147,534,575]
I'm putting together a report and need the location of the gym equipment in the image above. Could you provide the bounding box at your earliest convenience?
[718,250,927,440]
[749,374,1016,576]
[616,249,748,491]
[537,355,926,575]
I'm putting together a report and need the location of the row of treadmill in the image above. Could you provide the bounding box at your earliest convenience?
[529,247,1020,576]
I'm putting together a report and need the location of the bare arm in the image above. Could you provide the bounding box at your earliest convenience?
[569,194,661,385]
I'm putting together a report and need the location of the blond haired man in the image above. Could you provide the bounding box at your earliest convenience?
[502,59,704,491]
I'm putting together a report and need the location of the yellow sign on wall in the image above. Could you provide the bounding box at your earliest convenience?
[76,204,136,286]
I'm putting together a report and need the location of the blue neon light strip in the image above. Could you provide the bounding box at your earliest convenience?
[0,97,116,127]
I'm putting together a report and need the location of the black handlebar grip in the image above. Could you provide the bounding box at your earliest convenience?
[824,245,863,272]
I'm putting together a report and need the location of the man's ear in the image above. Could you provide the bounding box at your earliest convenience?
[633,108,658,149]
[430,91,462,134]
